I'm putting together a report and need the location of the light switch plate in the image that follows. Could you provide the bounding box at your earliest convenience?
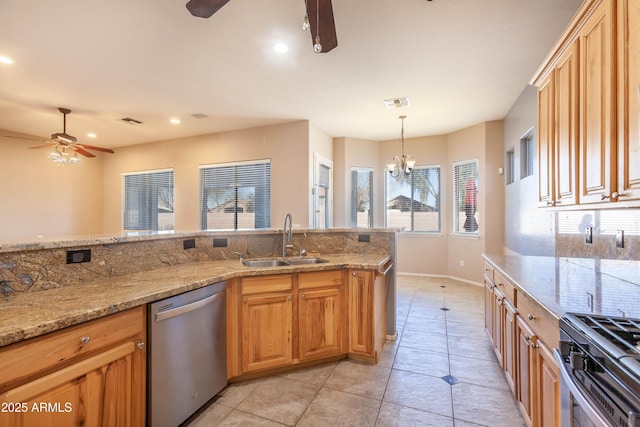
[585,227,593,244]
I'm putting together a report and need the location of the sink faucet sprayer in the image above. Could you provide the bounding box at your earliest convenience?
[282,212,293,257]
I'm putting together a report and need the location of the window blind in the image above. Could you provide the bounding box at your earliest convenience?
[200,160,271,230]
[123,169,174,231]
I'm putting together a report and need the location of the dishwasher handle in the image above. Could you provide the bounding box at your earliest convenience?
[155,290,224,322]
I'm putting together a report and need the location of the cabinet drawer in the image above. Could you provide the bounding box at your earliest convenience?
[298,270,342,290]
[494,271,516,305]
[241,274,292,295]
[0,306,145,390]
[516,293,559,347]
[483,262,495,283]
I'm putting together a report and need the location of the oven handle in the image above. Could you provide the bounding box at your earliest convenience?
[553,348,612,427]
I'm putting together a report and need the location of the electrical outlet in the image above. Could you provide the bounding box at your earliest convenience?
[183,239,196,250]
[616,230,624,248]
[459,260,464,267]
[585,227,593,244]
[213,238,227,247]
[358,234,370,243]
[66,249,91,264]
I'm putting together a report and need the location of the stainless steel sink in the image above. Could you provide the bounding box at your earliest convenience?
[242,259,290,267]
[285,257,329,265]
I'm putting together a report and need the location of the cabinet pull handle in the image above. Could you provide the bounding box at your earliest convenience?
[528,314,536,321]
[80,336,91,345]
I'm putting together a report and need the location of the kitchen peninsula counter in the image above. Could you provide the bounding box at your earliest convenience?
[483,254,640,320]
[0,253,390,348]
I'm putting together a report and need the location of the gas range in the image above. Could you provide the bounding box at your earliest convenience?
[558,313,640,427]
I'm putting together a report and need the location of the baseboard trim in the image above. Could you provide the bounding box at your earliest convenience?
[396,272,483,288]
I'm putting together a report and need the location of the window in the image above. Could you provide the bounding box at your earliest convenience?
[520,128,535,179]
[200,160,271,230]
[506,148,515,185]
[351,168,373,228]
[385,166,441,232]
[123,169,174,232]
[453,159,479,233]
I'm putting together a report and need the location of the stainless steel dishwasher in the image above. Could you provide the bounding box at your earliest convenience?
[149,281,227,427]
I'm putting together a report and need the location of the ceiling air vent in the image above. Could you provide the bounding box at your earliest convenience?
[191,113,208,119]
[121,117,143,125]
[384,97,410,109]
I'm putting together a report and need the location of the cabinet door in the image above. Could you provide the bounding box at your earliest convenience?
[299,287,343,360]
[617,0,640,201]
[579,0,616,204]
[492,288,505,365]
[241,293,292,372]
[503,300,517,395]
[535,340,560,427]
[538,73,556,207]
[516,316,536,427]
[349,270,374,355]
[0,339,145,427]
[484,280,495,345]
[554,41,579,206]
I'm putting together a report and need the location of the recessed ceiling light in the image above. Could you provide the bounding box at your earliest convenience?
[273,43,289,54]
[87,133,97,138]
[0,56,13,65]
[170,118,181,125]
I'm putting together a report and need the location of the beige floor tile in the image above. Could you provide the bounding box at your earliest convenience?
[451,382,526,427]
[215,409,288,426]
[448,354,510,391]
[236,377,318,425]
[377,340,399,368]
[324,359,391,399]
[445,319,487,338]
[188,402,234,427]
[443,309,485,325]
[446,335,495,361]
[297,387,380,427]
[375,402,454,427]
[215,378,265,408]
[392,345,450,378]
[277,361,337,386]
[383,370,453,418]
[403,315,447,334]
[398,329,448,353]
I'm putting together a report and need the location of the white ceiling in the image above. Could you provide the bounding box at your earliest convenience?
[0,0,582,148]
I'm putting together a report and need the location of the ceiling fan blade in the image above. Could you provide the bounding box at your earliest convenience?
[76,143,115,154]
[71,146,96,158]
[4,135,47,142]
[186,0,231,18]
[307,0,338,53]
[28,143,55,149]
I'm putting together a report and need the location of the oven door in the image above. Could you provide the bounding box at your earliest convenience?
[553,349,611,427]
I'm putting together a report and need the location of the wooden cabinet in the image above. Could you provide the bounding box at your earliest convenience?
[298,270,345,361]
[229,269,353,378]
[534,0,640,207]
[348,269,386,362]
[0,307,146,427]
[579,0,616,204]
[617,0,640,201]
[516,315,536,427]
[535,339,561,427]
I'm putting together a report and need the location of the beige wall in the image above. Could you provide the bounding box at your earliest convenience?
[1,129,104,241]
[102,121,311,233]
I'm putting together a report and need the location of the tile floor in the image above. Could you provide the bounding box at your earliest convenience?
[187,274,526,427]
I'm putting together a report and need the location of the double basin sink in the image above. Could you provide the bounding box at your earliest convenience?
[242,257,329,268]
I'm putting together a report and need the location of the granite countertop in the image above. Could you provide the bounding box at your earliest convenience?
[0,253,390,348]
[483,254,640,320]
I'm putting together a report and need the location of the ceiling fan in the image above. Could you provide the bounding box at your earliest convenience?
[185,0,338,53]
[5,107,114,163]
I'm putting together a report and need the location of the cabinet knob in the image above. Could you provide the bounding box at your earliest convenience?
[137,342,145,350]
[528,314,536,321]
[300,294,305,299]
[287,296,292,301]
[546,200,555,206]
[352,272,356,276]
[80,336,91,345]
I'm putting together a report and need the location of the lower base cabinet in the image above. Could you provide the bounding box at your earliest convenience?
[0,307,146,427]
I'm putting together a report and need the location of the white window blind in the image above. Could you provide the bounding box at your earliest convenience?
[200,160,271,230]
[453,159,479,233]
[385,166,441,232]
[351,168,373,228]
[123,169,174,232]
[520,129,535,179]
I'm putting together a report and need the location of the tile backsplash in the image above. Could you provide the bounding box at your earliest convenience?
[555,208,640,260]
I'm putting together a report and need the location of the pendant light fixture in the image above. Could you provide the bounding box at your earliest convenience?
[387,115,415,178]
[313,0,322,53]
[302,0,310,30]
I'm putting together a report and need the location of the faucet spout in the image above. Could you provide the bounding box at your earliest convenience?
[282,212,293,257]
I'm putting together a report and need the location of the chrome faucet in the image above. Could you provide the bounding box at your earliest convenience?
[282,212,293,257]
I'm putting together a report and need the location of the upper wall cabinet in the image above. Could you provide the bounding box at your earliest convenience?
[532,0,640,207]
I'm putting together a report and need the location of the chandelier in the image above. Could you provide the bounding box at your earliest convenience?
[387,115,415,178]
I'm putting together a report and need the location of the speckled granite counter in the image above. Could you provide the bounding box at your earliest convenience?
[0,253,390,348]
[483,254,640,320]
